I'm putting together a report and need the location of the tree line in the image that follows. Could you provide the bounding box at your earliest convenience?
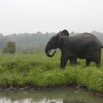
[0,31,103,53]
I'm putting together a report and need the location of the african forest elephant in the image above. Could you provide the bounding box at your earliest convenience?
[45,30,103,68]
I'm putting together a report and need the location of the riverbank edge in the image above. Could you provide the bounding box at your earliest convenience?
[0,84,103,97]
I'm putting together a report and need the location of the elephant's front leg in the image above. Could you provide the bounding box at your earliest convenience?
[60,52,69,68]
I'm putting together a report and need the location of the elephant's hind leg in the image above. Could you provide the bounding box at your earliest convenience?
[95,58,101,67]
[86,59,91,66]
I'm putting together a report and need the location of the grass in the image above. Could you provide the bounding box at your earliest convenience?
[0,52,103,92]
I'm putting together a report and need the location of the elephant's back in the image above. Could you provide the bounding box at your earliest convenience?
[69,33,101,46]
[68,33,102,53]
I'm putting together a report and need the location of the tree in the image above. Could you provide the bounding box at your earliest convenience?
[2,41,16,54]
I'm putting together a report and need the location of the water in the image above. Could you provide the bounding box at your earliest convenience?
[0,87,103,103]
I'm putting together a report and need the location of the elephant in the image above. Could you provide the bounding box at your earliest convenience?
[45,29,103,68]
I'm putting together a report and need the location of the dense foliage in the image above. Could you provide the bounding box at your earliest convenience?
[0,52,103,93]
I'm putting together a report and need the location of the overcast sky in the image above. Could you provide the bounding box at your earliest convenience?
[0,0,103,35]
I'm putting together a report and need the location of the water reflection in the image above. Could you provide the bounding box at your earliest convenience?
[63,99,86,103]
[0,87,102,103]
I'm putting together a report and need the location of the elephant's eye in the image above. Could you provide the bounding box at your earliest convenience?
[51,42,54,46]
[51,42,55,47]
[52,41,56,43]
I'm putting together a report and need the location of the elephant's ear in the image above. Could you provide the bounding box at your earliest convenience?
[59,37,65,49]
[61,29,69,36]
[57,30,69,45]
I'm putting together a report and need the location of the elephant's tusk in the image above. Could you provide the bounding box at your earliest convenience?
[46,49,56,57]
[47,49,51,54]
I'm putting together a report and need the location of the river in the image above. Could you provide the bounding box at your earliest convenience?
[0,87,103,103]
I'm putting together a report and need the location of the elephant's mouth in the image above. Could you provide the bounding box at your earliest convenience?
[46,49,56,57]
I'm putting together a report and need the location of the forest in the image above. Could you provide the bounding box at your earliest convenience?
[0,30,103,53]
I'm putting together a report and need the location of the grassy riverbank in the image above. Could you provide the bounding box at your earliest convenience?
[0,52,103,92]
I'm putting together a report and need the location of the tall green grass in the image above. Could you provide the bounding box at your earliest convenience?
[0,52,103,92]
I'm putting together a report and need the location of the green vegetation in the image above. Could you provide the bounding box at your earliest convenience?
[0,52,103,93]
[2,41,16,54]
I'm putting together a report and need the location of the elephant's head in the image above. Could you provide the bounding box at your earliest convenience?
[45,29,69,57]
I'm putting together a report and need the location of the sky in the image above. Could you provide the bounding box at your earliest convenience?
[0,0,103,35]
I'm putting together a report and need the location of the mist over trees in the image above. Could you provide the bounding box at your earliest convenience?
[0,31,103,53]
[0,32,56,53]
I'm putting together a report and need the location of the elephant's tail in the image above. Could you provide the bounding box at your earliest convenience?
[101,44,103,48]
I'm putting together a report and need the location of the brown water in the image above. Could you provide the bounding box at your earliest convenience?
[0,87,103,103]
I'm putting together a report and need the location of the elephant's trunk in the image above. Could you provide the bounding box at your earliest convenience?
[45,48,56,57]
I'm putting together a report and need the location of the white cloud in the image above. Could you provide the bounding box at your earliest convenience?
[0,0,103,35]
